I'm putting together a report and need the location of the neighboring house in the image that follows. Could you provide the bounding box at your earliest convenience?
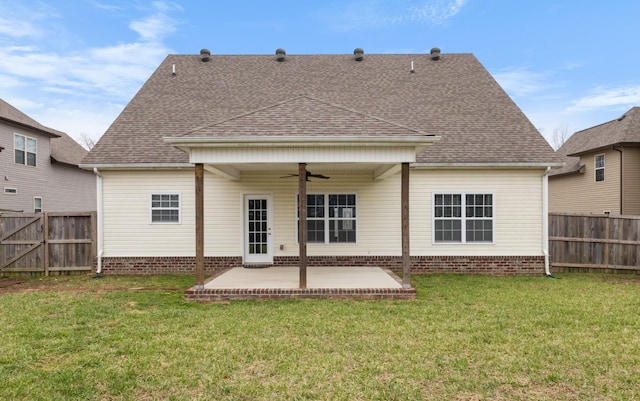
[81,48,562,279]
[549,107,640,215]
[0,98,96,213]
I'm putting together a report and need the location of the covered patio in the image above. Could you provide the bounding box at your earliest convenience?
[184,266,416,302]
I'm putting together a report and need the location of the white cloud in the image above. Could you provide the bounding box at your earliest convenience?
[0,1,180,144]
[325,0,467,31]
[492,67,555,98]
[0,17,41,38]
[130,1,182,41]
[408,0,466,24]
[567,86,640,112]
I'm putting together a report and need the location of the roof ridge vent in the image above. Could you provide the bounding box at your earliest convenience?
[276,48,286,62]
[430,47,441,60]
[354,48,364,61]
[200,49,211,62]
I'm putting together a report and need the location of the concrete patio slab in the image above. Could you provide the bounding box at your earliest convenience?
[204,266,403,289]
[184,266,415,302]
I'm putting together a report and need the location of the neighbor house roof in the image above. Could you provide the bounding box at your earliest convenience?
[550,107,640,176]
[83,50,561,166]
[1,98,87,167]
[49,129,89,167]
[0,98,60,138]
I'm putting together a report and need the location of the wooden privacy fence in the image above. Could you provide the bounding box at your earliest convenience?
[0,212,96,276]
[549,213,640,272]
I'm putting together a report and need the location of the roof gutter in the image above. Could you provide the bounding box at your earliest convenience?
[79,163,194,171]
[413,162,565,169]
[164,135,440,148]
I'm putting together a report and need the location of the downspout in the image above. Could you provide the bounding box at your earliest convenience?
[542,166,553,277]
[612,147,623,214]
[93,168,104,275]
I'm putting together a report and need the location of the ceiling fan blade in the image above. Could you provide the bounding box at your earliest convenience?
[279,171,330,180]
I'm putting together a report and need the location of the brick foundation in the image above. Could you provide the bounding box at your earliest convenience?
[184,287,417,302]
[98,255,544,276]
[99,256,243,275]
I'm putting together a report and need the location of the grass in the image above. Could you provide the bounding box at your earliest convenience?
[0,273,639,400]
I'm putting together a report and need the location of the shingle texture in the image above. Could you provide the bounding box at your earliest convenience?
[83,52,560,165]
[1,98,87,166]
[50,129,89,166]
[551,107,640,176]
[0,98,59,137]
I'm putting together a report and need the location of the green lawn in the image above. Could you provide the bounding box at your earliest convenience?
[1,273,639,400]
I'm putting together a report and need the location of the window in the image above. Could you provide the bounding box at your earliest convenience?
[150,193,181,223]
[298,194,357,243]
[434,193,493,243]
[14,134,37,167]
[4,187,17,195]
[595,154,605,182]
[34,197,42,213]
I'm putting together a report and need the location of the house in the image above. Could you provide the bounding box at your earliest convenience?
[0,98,96,213]
[80,48,562,284]
[549,107,640,215]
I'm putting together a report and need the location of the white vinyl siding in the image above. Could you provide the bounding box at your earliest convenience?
[101,168,545,258]
[411,169,543,256]
[101,170,195,256]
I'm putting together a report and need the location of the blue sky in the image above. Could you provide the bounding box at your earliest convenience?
[2,0,639,148]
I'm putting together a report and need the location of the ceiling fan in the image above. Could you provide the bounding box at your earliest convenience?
[280,171,330,181]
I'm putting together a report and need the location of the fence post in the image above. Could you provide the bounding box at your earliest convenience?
[604,215,610,269]
[43,213,49,276]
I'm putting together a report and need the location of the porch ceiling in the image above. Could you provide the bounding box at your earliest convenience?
[204,161,401,181]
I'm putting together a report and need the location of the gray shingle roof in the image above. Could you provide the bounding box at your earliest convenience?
[83,52,561,166]
[550,107,640,176]
[185,95,431,138]
[1,98,87,166]
[50,129,89,166]
[0,98,60,138]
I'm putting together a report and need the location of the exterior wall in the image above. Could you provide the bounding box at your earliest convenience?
[0,124,96,212]
[549,150,621,214]
[622,147,640,215]
[411,169,544,256]
[100,255,544,276]
[100,167,546,275]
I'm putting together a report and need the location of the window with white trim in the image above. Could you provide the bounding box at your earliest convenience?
[433,193,494,243]
[34,197,42,213]
[595,154,605,182]
[150,193,181,223]
[298,194,357,243]
[14,134,37,167]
